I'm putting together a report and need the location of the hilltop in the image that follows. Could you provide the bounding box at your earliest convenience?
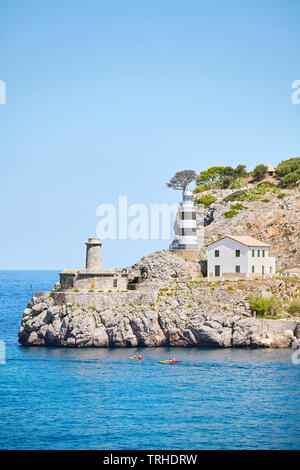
[192,158,300,269]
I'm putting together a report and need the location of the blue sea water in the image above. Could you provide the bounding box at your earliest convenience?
[0,270,299,450]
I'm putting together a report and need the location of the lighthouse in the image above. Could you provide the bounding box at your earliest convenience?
[169,188,199,251]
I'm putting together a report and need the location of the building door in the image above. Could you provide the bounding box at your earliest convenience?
[215,265,220,277]
[91,278,96,289]
[262,266,265,275]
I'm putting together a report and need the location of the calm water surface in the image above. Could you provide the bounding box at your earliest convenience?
[0,271,299,449]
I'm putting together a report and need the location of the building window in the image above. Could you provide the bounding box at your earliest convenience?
[257,250,260,257]
[252,250,255,257]
[235,250,240,257]
[215,265,220,277]
[252,266,255,273]
[235,266,240,273]
[262,250,265,257]
[113,278,117,288]
[215,250,219,257]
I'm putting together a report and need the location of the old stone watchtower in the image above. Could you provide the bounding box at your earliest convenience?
[59,238,128,291]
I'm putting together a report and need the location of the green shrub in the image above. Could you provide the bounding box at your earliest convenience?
[259,314,285,320]
[277,193,285,199]
[195,194,217,208]
[277,157,300,187]
[230,203,248,210]
[88,306,96,311]
[73,289,79,292]
[262,199,270,203]
[224,182,276,203]
[88,289,94,292]
[288,301,300,315]
[193,184,206,193]
[252,164,267,181]
[230,177,244,189]
[223,209,239,218]
[248,294,282,316]
[277,158,300,175]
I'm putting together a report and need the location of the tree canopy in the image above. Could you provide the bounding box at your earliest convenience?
[252,164,267,181]
[277,157,300,187]
[166,170,197,192]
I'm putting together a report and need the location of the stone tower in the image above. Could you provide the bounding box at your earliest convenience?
[85,238,102,270]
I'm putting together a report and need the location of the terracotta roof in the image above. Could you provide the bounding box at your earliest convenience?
[207,235,271,248]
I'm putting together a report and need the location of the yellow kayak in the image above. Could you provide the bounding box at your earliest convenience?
[158,359,182,364]
[130,356,143,361]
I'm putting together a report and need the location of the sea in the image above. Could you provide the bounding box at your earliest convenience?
[0,270,299,450]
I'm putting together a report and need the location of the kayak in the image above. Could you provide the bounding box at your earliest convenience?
[158,360,182,364]
[130,357,143,361]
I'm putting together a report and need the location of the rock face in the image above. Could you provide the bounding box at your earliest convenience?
[201,187,300,269]
[19,273,300,349]
[126,250,200,288]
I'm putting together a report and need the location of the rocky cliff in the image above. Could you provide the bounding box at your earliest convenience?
[19,251,300,349]
[201,186,299,269]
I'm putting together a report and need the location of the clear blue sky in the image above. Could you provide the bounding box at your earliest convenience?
[0,0,299,269]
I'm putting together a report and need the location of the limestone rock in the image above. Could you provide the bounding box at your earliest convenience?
[202,187,300,269]
[18,249,300,349]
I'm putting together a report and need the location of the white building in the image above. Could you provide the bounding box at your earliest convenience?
[169,188,199,251]
[207,235,276,280]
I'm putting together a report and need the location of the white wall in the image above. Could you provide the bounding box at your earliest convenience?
[207,238,248,277]
[207,238,276,279]
[247,248,275,276]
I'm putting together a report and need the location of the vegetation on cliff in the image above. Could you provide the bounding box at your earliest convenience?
[276,157,300,187]
[192,157,300,194]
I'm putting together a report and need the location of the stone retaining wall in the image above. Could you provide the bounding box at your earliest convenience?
[262,318,300,335]
[50,290,159,309]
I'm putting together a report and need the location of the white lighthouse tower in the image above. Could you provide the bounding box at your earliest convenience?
[170,188,199,251]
